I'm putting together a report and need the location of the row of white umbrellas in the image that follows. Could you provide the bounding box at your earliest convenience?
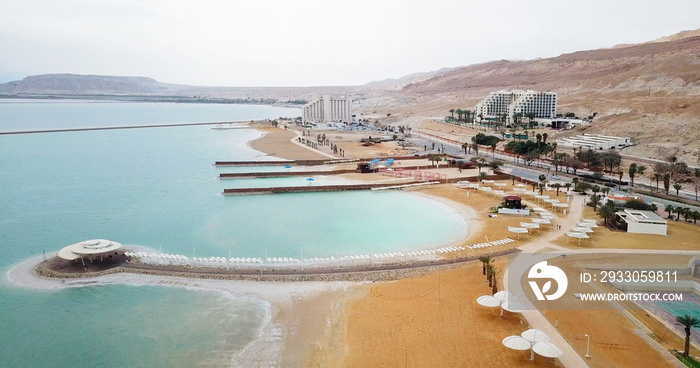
[476,293,564,360]
[502,329,564,360]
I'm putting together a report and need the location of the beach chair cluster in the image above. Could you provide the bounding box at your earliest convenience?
[467,238,514,249]
[125,252,271,266]
[195,257,264,265]
[267,257,300,264]
[436,246,467,254]
[408,250,436,256]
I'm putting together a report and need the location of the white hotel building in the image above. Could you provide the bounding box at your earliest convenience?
[302,95,353,124]
[475,90,557,124]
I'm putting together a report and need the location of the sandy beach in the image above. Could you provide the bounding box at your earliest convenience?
[13,122,699,368]
[248,125,329,160]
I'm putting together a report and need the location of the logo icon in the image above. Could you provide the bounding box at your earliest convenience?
[528,261,568,301]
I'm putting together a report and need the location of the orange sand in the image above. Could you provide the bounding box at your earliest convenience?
[553,206,700,250]
[249,126,328,160]
[341,260,560,367]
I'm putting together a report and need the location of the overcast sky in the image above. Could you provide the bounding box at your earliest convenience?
[1,0,698,86]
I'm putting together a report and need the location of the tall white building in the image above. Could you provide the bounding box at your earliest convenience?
[302,95,353,124]
[474,90,513,120]
[475,90,557,124]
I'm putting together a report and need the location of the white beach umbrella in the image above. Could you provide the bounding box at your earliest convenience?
[532,341,563,358]
[522,329,551,343]
[572,226,593,233]
[502,296,525,313]
[502,335,532,351]
[493,291,514,302]
[476,295,501,308]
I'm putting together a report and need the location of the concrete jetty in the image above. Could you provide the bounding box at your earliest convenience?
[214,155,428,167]
[223,181,426,195]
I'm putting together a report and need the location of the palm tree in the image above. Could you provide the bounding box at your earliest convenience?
[665,204,675,219]
[456,109,464,122]
[628,163,637,187]
[590,195,601,210]
[462,142,469,154]
[479,171,488,182]
[564,183,572,193]
[479,255,492,276]
[449,109,455,120]
[669,155,678,179]
[486,264,495,287]
[653,173,661,191]
[676,314,700,358]
[598,201,617,228]
[674,183,683,196]
[663,173,671,195]
[491,142,497,157]
[682,208,691,222]
[538,174,547,195]
[489,265,499,294]
[691,211,700,225]
[552,183,562,196]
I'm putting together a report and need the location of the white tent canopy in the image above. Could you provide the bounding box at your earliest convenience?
[577,221,598,228]
[508,226,528,234]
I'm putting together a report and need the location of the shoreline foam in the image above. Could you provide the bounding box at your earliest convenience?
[6,255,363,367]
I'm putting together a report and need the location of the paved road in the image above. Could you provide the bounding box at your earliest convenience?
[415,131,700,212]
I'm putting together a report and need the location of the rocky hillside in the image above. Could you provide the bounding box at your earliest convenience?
[366,30,700,164]
[0,74,177,95]
[0,74,356,100]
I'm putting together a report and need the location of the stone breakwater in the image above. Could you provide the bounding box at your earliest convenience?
[36,249,518,283]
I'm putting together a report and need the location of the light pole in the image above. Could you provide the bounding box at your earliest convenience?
[585,334,591,359]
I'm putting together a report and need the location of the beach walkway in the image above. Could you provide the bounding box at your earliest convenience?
[505,194,591,368]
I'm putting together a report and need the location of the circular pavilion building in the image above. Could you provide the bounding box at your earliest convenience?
[57,239,122,265]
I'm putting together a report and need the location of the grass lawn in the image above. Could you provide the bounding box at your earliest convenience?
[677,355,700,368]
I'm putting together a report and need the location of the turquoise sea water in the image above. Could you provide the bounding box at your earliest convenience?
[0,100,467,367]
